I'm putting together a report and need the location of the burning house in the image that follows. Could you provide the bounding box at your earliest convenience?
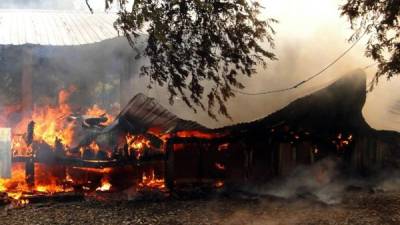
[162,71,400,189]
[0,10,400,206]
[0,9,170,202]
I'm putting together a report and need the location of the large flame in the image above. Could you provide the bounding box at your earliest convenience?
[0,87,117,201]
[0,164,72,201]
[12,87,115,155]
[13,87,77,152]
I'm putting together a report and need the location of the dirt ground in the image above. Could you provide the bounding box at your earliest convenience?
[1,189,400,225]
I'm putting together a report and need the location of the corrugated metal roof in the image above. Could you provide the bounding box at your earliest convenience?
[0,10,120,46]
[118,93,208,134]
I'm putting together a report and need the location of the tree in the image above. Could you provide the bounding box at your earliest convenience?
[341,0,400,89]
[102,0,276,119]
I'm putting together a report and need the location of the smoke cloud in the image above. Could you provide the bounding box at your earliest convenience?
[0,0,399,132]
[129,0,400,133]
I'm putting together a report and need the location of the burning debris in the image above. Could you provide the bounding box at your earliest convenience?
[161,71,400,190]
[0,87,216,206]
[0,71,399,208]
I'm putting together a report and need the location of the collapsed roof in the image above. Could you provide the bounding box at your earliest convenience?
[114,93,208,134]
[218,70,398,139]
[114,70,374,136]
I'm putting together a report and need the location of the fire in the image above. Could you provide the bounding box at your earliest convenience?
[34,184,69,194]
[85,104,114,126]
[12,87,77,154]
[11,135,31,156]
[73,167,112,173]
[218,143,229,151]
[125,134,151,159]
[215,180,224,188]
[0,164,71,202]
[34,164,74,194]
[7,191,29,208]
[79,147,85,157]
[215,163,226,170]
[334,133,353,151]
[89,141,100,155]
[161,130,228,141]
[138,170,165,190]
[11,87,115,156]
[96,176,112,192]
[0,86,118,198]
[0,164,29,196]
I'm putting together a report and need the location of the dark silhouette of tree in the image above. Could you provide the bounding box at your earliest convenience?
[104,0,276,119]
[341,0,400,89]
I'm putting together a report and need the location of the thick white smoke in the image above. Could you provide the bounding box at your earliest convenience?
[1,0,399,132]
[129,0,400,133]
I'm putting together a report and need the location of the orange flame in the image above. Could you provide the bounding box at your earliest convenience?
[13,87,77,154]
[89,141,100,155]
[85,105,114,126]
[11,87,115,156]
[96,176,112,192]
[163,130,227,140]
[215,180,224,188]
[138,170,165,190]
[1,86,117,200]
[0,164,73,200]
[125,134,151,159]
[218,143,229,152]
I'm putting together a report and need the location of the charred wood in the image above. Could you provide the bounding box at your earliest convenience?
[25,158,35,187]
[26,121,35,147]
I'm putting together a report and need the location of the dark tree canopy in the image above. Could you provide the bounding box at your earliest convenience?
[341,0,400,88]
[104,0,276,119]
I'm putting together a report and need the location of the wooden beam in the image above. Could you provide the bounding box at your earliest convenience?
[13,154,165,168]
[25,157,35,187]
[165,141,175,190]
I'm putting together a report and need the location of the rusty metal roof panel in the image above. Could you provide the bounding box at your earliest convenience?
[118,93,208,134]
[0,10,119,46]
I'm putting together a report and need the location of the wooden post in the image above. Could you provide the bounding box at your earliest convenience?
[164,140,175,191]
[198,144,203,182]
[296,141,313,165]
[21,47,33,118]
[26,120,35,187]
[25,157,35,187]
[278,143,295,176]
[376,140,387,167]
